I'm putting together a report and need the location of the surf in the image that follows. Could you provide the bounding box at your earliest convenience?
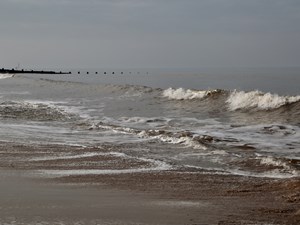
[0,74,14,79]
[226,90,300,111]
[162,87,300,112]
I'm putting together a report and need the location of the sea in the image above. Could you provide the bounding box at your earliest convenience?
[0,67,299,179]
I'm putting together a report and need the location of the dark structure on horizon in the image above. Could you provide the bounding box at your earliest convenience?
[0,68,71,74]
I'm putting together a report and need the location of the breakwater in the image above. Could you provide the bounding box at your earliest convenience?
[0,68,70,74]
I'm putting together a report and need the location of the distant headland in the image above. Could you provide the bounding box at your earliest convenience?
[0,68,71,74]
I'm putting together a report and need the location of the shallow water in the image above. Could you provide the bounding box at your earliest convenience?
[0,68,299,178]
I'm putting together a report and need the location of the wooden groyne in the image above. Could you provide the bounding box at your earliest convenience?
[0,68,71,74]
[1,68,150,75]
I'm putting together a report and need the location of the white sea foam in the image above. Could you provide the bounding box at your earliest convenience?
[227,169,299,179]
[15,100,67,110]
[38,160,172,177]
[137,130,208,150]
[162,87,218,100]
[0,74,14,79]
[26,100,81,117]
[259,156,293,172]
[25,99,103,120]
[30,152,125,161]
[119,116,148,124]
[94,117,208,150]
[39,168,157,177]
[224,155,300,178]
[32,151,171,173]
[95,118,207,150]
[118,116,170,127]
[226,90,300,111]
[150,200,208,208]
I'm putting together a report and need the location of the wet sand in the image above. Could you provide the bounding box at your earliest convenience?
[56,171,300,225]
[2,172,214,225]
[0,142,299,224]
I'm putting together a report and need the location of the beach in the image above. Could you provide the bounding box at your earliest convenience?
[0,142,299,225]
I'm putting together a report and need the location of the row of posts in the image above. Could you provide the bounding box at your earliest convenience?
[76,71,148,75]
[0,68,148,75]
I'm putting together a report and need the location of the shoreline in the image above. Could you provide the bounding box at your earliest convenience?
[0,142,299,224]
[55,170,300,225]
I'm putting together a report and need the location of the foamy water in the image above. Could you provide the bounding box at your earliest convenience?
[162,87,220,100]
[0,69,299,179]
[226,90,300,111]
[0,74,14,79]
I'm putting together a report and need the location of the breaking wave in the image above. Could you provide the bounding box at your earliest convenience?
[90,120,212,150]
[0,74,14,79]
[0,101,76,121]
[255,155,299,178]
[226,90,300,111]
[162,87,300,111]
[162,87,222,100]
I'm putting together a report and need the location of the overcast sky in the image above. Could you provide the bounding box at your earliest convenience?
[0,0,299,69]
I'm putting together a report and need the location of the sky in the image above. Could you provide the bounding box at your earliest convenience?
[0,0,300,69]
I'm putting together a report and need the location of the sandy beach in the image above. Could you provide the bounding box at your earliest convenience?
[0,142,299,225]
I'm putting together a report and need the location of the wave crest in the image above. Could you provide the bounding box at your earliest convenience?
[162,88,221,100]
[0,74,14,79]
[226,90,300,111]
[90,120,209,150]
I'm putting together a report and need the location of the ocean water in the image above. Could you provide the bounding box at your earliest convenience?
[0,68,299,178]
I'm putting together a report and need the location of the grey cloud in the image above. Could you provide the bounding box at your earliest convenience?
[1,0,299,68]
